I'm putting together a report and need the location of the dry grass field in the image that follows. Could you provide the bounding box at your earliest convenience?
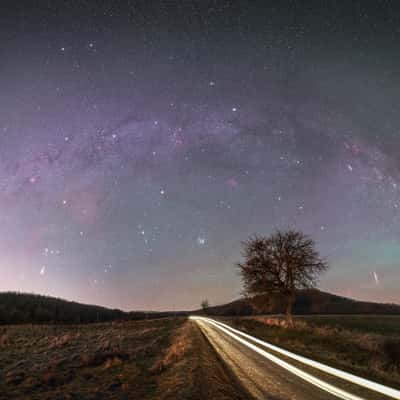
[0,317,247,400]
[3,314,398,399]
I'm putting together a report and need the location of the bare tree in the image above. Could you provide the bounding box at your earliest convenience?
[238,230,328,326]
[201,299,210,314]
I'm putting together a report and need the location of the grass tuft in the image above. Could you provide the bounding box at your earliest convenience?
[150,322,192,373]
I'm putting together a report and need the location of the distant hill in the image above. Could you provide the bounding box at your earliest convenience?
[0,292,184,325]
[202,289,400,316]
[3,289,399,325]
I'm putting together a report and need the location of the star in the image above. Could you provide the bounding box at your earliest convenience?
[197,236,206,245]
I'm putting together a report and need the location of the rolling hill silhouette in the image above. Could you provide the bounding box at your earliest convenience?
[202,289,400,316]
[0,292,180,324]
[1,289,399,324]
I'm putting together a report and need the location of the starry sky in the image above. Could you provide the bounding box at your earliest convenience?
[1,1,400,311]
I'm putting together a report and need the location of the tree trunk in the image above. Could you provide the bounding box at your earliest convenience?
[285,292,295,327]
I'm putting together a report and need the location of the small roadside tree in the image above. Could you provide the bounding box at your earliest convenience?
[201,299,210,314]
[238,230,328,326]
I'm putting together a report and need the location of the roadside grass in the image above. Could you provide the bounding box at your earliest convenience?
[223,315,400,390]
[152,319,249,400]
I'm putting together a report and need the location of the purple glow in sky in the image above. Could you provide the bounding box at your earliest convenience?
[1,1,400,310]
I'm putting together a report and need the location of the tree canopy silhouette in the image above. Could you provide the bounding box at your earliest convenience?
[201,299,210,314]
[238,230,328,325]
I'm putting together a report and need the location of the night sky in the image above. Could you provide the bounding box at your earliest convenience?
[1,1,400,310]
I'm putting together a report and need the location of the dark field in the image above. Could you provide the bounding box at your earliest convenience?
[298,314,400,336]
[0,318,182,400]
[223,314,400,390]
[2,315,399,399]
[0,318,247,400]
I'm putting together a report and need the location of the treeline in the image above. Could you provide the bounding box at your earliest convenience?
[0,292,181,325]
